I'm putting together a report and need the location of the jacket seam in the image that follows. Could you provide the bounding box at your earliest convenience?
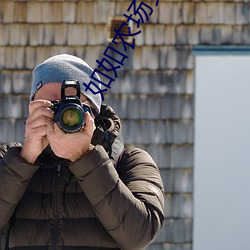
[0,197,14,206]
[93,179,119,207]
[74,158,110,180]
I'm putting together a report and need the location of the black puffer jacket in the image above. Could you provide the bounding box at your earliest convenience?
[0,104,164,250]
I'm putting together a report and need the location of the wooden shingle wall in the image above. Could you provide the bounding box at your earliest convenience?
[0,1,250,249]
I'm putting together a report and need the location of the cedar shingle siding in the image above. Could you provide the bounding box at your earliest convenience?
[0,1,249,249]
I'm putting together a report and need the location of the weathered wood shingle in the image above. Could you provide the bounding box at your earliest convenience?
[27,2,42,23]
[12,71,32,95]
[13,2,27,23]
[0,71,12,94]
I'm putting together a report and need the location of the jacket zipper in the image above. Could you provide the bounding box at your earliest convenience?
[52,161,62,250]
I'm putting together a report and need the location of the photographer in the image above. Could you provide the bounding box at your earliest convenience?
[0,54,164,250]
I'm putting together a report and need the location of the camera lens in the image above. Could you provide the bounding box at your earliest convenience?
[55,104,85,133]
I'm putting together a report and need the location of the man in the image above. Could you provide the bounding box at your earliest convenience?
[0,54,164,250]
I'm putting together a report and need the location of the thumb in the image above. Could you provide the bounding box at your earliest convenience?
[83,112,95,136]
[46,122,55,137]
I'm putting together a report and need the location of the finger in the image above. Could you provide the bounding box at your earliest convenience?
[25,125,48,139]
[28,106,54,124]
[29,100,52,114]
[26,115,54,130]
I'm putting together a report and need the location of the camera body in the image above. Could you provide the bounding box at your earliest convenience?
[50,80,92,133]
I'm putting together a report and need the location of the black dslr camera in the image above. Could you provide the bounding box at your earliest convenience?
[50,80,92,133]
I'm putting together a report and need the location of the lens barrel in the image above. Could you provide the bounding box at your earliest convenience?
[55,103,85,133]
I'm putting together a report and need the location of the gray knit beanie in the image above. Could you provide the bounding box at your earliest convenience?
[30,54,102,113]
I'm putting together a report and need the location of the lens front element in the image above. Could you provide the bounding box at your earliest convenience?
[62,108,81,126]
[56,104,85,133]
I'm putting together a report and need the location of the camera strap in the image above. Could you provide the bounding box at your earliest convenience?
[93,112,113,159]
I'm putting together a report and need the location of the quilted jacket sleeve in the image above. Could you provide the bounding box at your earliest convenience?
[0,143,39,235]
[69,145,164,250]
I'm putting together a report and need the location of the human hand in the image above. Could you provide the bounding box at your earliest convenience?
[21,100,54,164]
[46,112,95,162]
